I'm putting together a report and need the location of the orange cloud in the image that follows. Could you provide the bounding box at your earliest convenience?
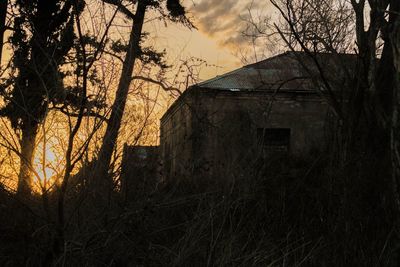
[188,0,269,50]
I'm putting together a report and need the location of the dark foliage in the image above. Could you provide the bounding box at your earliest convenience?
[2,0,81,128]
[0,154,399,266]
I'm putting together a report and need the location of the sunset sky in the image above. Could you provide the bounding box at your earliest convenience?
[149,0,272,80]
[0,0,277,185]
[1,0,273,81]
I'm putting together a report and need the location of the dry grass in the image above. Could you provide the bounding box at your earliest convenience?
[0,155,399,266]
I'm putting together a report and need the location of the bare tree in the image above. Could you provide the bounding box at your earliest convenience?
[0,0,8,65]
[92,0,194,197]
[267,0,400,225]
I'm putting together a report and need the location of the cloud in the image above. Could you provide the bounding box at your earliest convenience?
[187,0,269,50]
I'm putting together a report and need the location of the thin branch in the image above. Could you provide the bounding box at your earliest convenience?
[53,106,109,122]
[102,0,135,20]
[132,75,182,95]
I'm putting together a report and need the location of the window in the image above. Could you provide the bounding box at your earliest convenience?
[257,128,291,153]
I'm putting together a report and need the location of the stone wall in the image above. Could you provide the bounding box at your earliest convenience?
[120,145,160,200]
[160,88,330,181]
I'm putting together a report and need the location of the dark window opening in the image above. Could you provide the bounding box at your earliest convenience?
[257,128,291,153]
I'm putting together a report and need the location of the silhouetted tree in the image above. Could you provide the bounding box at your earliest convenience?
[93,0,194,197]
[0,0,8,64]
[1,0,83,195]
[270,0,400,215]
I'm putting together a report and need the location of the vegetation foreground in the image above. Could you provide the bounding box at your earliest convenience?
[0,156,398,266]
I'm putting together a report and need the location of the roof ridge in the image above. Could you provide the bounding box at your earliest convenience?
[196,52,296,88]
[195,67,245,87]
[243,51,358,69]
[243,51,293,68]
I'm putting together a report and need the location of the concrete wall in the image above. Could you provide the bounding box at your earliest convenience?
[120,145,160,200]
[160,88,330,181]
[160,93,195,181]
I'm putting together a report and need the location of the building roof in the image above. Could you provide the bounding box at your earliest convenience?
[195,51,357,92]
[161,51,357,123]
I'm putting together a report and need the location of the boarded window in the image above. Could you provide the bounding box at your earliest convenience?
[257,128,291,152]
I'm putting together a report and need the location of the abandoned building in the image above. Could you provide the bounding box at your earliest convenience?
[159,51,355,181]
[121,51,356,187]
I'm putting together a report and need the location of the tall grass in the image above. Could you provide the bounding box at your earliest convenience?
[0,154,399,266]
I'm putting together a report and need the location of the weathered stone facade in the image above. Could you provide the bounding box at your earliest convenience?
[159,51,352,181]
[120,145,160,200]
[160,87,329,181]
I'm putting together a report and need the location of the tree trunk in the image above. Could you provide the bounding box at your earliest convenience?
[0,0,7,64]
[17,123,38,195]
[94,0,147,194]
[389,0,400,217]
[391,57,400,216]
